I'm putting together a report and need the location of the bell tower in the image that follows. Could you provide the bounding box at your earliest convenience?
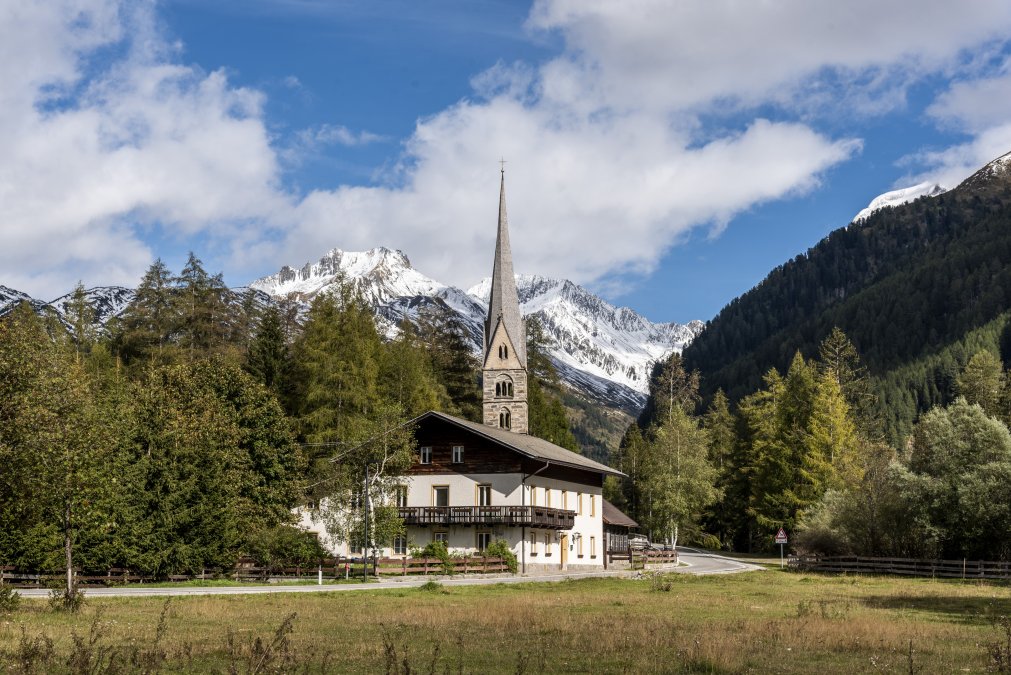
[483,167,528,434]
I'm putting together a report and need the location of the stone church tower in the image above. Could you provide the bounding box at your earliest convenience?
[482,169,529,434]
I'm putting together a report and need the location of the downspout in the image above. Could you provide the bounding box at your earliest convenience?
[521,460,551,575]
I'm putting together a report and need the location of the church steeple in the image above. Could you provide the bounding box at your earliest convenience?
[486,168,526,367]
[483,167,528,433]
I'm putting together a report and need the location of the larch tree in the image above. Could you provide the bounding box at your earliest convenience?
[293,283,413,554]
[637,409,719,548]
[955,350,1004,418]
[0,305,115,606]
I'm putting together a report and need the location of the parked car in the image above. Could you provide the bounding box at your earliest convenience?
[629,535,650,550]
[629,535,666,552]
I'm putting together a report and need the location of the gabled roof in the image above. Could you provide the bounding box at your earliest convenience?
[413,410,624,477]
[602,499,638,528]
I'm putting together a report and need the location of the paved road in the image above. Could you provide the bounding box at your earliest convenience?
[673,547,764,575]
[14,550,760,599]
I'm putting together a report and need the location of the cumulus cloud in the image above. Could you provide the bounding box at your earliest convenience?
[526,0,1011,114]
[0,0,288,298]
[5,0,1011,302]
[896,56,1011,189]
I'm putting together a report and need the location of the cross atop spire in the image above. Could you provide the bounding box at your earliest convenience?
[499,157,507,174]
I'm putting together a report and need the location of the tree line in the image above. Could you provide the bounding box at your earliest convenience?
[610,325,1011,561]
[0,254,579,602]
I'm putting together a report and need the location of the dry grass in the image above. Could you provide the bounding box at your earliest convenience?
[1,570,1010,673]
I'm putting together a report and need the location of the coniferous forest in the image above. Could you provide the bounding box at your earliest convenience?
[0,254,578,590]
[683,162,1011,445]
[6,159,1011,596]
[606,160,1011,560]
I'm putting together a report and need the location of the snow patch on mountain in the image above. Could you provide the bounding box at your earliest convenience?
[469,274,701,397]
[48,286,136,326]
[250,247,701,409]
[249,247,446,306]
[956,149,1011,193]
[853,182,948,222]
[0,285,44,317]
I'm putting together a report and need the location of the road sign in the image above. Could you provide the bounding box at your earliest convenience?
[775,528,788,544]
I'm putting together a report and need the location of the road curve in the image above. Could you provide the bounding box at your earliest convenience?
[14,551,759,599]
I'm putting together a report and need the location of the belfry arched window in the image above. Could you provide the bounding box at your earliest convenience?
[495,375,514,398]
[499,409,511,430]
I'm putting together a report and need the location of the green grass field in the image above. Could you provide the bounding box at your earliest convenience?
[2,569,1010,673]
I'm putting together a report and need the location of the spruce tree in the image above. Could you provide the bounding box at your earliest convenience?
[525,318,578,451]
[417,305,481,421]
[246,303,288,394]
[116,259,177,363]
[175,253,234,358]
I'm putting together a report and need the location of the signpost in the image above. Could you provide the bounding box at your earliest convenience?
[775,528,788,568]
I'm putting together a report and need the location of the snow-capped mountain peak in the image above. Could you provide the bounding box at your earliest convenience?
[853,181,947,222]
[956,149,1011,193]
[249,246,446,306]
[250,252,701,409]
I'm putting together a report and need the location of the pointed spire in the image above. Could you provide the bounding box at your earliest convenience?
[486,167,526,367]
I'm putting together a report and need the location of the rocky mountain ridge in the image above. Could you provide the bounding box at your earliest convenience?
[1,249,701,411]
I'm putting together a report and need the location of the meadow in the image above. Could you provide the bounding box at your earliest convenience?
[1,568,1009,673]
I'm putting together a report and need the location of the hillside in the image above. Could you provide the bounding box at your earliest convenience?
[683,150,1011,442]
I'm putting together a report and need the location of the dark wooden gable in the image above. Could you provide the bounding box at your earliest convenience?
[411,415,522,475]
[409,415,604,487]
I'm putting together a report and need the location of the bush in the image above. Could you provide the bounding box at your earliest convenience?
[483,539,518,573]
[417,540,454,575]
[48,587,85,613]
[245,525,328,569]
[0,584,21,614]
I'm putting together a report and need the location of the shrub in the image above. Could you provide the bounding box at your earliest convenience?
[0,584,20,614]
[483,539,518,573]
[245,525,328,569]
[48,587,85,613]
[417,541,454,575]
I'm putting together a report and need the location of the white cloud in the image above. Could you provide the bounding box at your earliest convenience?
[5,0,1011,303]
[891,56,1011,189]
[0,0,289,298]
[527,0,1011,114]
[901,125,1011,190]
[297,124,386,148]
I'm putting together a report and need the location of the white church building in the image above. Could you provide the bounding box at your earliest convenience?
[305,170,625,572]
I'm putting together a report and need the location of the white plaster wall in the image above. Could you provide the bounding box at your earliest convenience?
[301,473,608,567]
[404,473,524,505]
[402,473,604,567]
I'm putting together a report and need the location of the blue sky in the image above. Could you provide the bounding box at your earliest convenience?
[4,1,1011,323]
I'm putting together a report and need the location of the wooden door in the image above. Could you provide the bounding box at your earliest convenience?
[560,534,568,569]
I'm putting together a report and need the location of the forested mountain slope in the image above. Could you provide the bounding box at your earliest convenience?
[683,151,1011,442]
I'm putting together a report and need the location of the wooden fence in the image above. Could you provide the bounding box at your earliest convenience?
[607,549,679,569]
[1,556,510,588]
[789,555,1011,580]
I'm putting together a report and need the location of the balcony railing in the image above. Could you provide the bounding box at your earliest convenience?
[398,505,575,530]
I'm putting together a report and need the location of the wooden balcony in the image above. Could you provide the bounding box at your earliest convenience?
[398,505,575,530]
